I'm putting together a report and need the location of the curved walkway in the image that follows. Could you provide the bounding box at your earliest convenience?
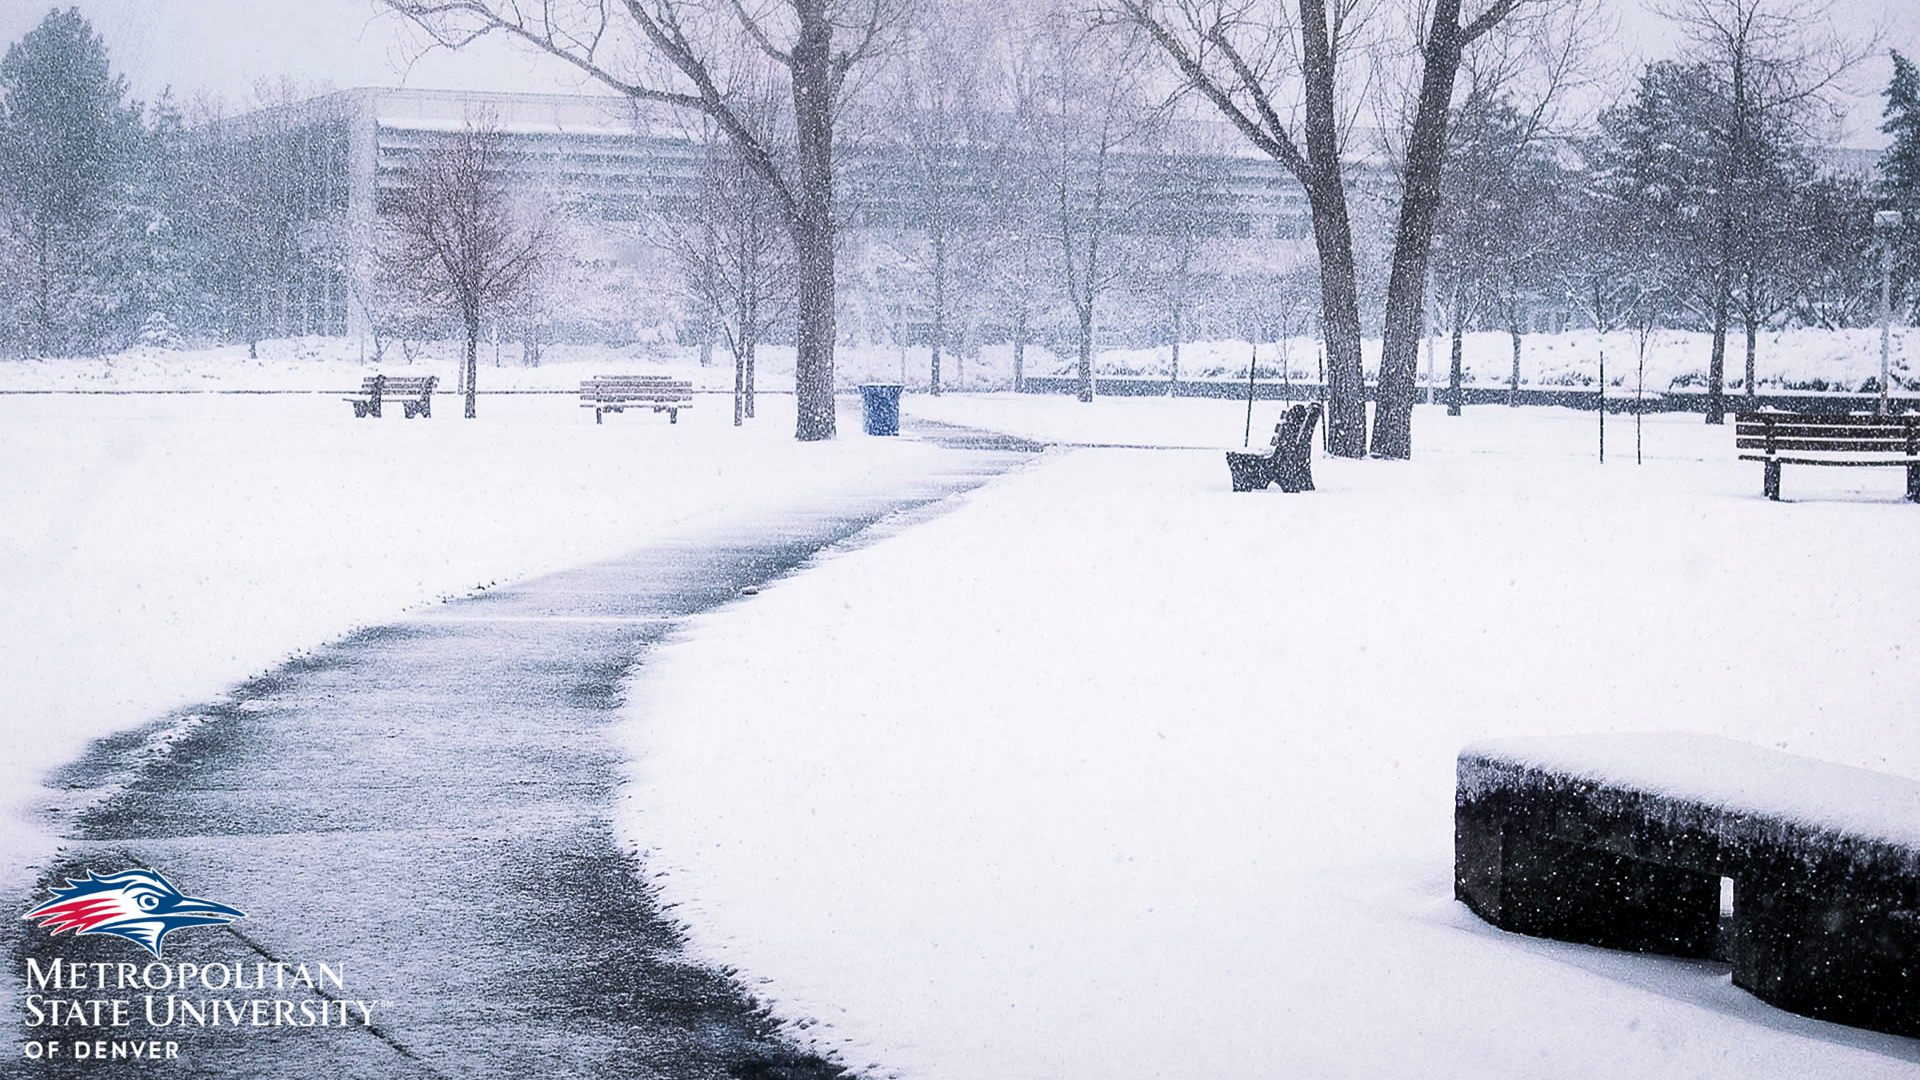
[8,420,1041,1079]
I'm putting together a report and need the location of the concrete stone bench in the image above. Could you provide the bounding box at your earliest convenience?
[1455,733,1920,1037]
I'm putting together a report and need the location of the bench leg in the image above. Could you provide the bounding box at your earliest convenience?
[351,401,369,419]
[668,408,678,424]
[595,407,604,424]
[1733,871,1920,1037]
[1907,463,1918,502]
[1455,800,1720,958]
[1275,452,1314,493]
[1224,453,1270,491]
[1763,459,1781,501]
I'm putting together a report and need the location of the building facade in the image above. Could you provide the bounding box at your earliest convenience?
[209,86,1336,354]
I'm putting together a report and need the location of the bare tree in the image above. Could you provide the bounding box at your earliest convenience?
[659,86,794,425]
[1020,6,1164,403]
[1105,0,1374,454]
[884,3,1007,396]
[381,122,556,419]
[1137,139,1234,392]
[1431,76,1575,410]
[1108,0,1592,458]
[380,0,908,441]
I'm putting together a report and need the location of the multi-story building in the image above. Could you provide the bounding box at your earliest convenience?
[205,86,1337,353]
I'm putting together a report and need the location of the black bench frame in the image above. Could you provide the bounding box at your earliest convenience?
[346,374,437,419]
[1457,735,1920,1038]
[1736,409,1920,501]
[581,375,695,424]
[1225,402,1321,492]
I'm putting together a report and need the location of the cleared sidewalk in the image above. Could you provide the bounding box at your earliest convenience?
[10,420,1039,1079]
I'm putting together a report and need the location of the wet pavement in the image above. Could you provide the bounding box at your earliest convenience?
[7,419,1041,1079]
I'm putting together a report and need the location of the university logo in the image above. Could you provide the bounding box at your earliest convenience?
[23,868,246,958]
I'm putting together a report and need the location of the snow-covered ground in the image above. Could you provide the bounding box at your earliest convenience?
[2,323,1910,395]
[5,332,1920,1078]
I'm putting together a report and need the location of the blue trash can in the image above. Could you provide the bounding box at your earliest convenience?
[859,383,902,436]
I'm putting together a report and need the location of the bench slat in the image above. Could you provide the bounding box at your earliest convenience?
[1736,436,1919,453]
[1737,411,1919,425]
[1739,454,1917,466]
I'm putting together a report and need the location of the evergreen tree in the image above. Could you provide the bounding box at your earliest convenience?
[1782,169,1877,330]
[0,7,143,356]
[113,92,217,345]
[1582,63,1722,334]
[1881,50,1920,319]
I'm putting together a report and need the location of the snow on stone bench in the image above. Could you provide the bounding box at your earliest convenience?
[1456,732,1920,1038]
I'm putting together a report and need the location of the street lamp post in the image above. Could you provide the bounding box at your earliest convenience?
[1876,210,1903,416]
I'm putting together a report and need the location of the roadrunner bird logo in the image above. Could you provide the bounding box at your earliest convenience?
[23,868,246,957]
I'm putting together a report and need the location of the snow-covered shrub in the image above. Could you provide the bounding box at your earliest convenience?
[136,312,184,350]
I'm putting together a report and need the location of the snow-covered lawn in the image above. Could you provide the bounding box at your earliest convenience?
[626,395,1920,1079]
[5,335,1919,1077]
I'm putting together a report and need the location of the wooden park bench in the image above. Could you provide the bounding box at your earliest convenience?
[1225,402,1321,492]
[345,374,437,419]
[1735,409,1920,502]
[580,375,695,424]
[1457,733,1920,1037]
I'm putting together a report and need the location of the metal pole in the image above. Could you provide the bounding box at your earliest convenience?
[1876,211,1903,416]
[1245,332,1257,446]
[1883,223,1895,417]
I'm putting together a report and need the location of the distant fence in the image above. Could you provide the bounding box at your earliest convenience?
[1015,376,1918,415]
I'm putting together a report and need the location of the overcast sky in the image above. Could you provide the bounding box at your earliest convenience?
[0,0,1912,146]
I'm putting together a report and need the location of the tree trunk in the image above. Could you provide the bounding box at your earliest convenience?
[745,336,758,420]
[1448,302,1466,418]
[734,343,746,426]
[1170,307,1183,395]
[930,230,946,396]
[1706,282,1729,424]
[1300,0,1367,458]
[464,311,480,419]
[1076,300,1095,403]
[1508,299,1523,408]
[788,0,838,441]
[742,288,759,420]
[31,222,53,359]
[1370,2,1465,459]
[1743,304,1758,400]
[1013,305,1028,393]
